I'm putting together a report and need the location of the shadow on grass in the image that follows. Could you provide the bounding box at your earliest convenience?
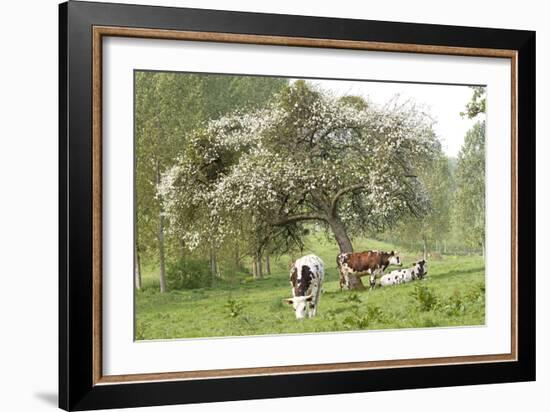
[433,266,485,280]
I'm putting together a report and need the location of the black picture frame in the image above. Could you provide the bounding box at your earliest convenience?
[59,1,535,410]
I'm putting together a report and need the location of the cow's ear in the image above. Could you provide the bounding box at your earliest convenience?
[305,295,314,302]
[283,298,294,305]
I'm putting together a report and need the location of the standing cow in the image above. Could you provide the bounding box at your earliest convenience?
[337,250,401,290]
[285,254,325,319]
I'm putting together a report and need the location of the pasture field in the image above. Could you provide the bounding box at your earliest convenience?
[135,236,485,340]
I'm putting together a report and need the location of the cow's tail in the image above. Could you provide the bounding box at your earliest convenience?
[336,253,342,268]
[336,253,344,291]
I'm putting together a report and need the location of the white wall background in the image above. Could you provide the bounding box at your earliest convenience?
[0,0,546,411]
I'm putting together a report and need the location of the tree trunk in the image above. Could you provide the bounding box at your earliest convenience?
[422,235,428,260]
[210,247,214,276]
[134,239,142,290]
[348,275,366,290]
[252,256,257,278]
[327,215,353,253]
[210,246,219,278]
[134,214,142,290]
[327,215,364,289]
[179,238,186,257]
[156,162,167,293]
[158,212,167,293]
[255,251,263,279]
[265,252,271,276]
[234,242,240,269]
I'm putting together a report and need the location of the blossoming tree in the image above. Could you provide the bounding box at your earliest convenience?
[159,81,439,288]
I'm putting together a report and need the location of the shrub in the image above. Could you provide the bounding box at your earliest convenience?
[225,297,245,318]
[342,304,384,329]
[166,257,212,290]
[135,320,150,340]
[440,289,466,316]
[342,292,362,304]
[411,284,439,311]
[464,282,485,304]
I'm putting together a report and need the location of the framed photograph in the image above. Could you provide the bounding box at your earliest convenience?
[59,1,535,410]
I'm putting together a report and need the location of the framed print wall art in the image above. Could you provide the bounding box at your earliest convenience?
[59,1,536,410]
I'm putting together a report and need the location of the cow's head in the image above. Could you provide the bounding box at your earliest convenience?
[337,253,349,267]
[389,251,402,266]
[284,295,313,319]
[415,259,428,279]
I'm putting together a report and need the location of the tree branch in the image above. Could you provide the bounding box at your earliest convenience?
[330,184,368,216]
[274,213,327,226]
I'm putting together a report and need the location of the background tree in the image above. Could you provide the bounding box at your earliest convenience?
[389,149,453,258]
[452,86,486,256]
[160,81,439,288]
[453,121,486,255]
[460,86,486,119]
[135,72,287,291]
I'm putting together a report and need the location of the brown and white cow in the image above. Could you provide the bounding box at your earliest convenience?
[337,250,401,290]
[284,254,325,319]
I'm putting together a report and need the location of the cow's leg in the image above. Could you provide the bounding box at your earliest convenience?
[369,270,377,290]
[370,268,383,290]
[339,267,350,291]
[313,279,323,316]
[308,281,321,318]
[308,301,315,318]
[339,268,344,292]
[311,285,321,317]
[308,301,314,318]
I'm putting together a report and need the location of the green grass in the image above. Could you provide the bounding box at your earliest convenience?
[135,235,485,340]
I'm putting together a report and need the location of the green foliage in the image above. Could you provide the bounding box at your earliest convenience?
[386,149,453,255]
[166,257,212,289]
[343,304,384,329]
[460,86,486,119]
[438,282,485,317]
[343,292,362,304]
[379,87,486,257]
[465,282,485,303]
[224,297,245,318]
[135,319,150,341]
[440,289,467,316]
[338,94,368,111]
[453,121,486,250]
[411,284,439,312]
[135,71,287,284]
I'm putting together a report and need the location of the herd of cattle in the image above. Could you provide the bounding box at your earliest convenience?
[285,250,428,319]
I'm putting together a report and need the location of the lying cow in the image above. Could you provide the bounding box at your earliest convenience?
[285,254,325,319]
[379,259,428,287]
[337,250,401,290]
